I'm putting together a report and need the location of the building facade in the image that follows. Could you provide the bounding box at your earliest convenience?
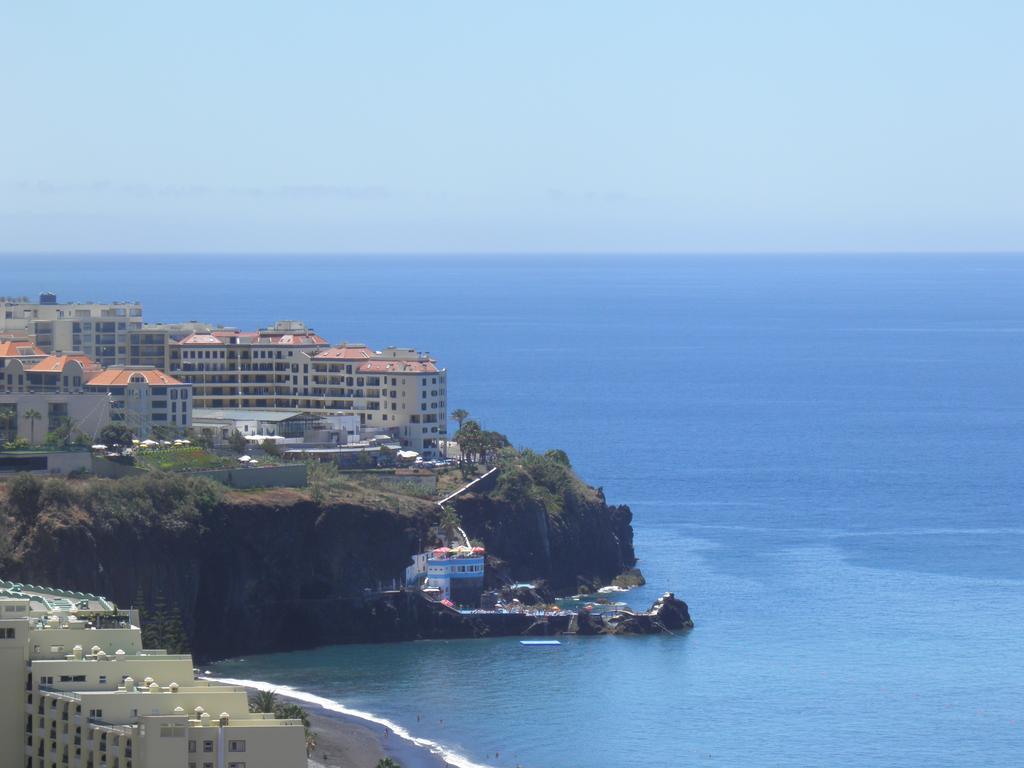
[169,322,329,411]
[0,295,143,367]
[168,326,448,456]
[84,368,192,438]
[0,581,306,768]
[0,392,110,446]
[0,340,45,380]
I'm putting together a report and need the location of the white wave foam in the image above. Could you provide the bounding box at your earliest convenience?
[201,675,491,768]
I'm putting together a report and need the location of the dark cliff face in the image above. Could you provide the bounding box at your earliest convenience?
[1,471,638,660]
[456,491,636,595]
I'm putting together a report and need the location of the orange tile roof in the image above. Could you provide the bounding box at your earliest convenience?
[175,331,328,346]
[357,360,439,374]
[86,368,185,387]
[0,341,44,358]
[176,333,224,345]
[28,354,100,373]
[262,333,329,345]
[315,345,373,360]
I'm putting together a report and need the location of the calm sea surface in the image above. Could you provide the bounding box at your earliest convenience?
[7,255,1024,767]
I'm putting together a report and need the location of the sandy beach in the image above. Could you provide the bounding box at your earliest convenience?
[256,688,453,768]
[303,701,452,768]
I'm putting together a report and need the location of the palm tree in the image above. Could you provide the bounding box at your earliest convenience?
[0,407,16,442]
[23,408,42,445]
[248,689,278,714]
[451,409,469,430]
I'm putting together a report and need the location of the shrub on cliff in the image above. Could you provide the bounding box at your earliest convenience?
[6,473,43,522]
[2,472,222,532]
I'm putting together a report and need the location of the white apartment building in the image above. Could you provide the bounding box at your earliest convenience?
[167,325,449,455]
[168,322,329,411]
[0,581,306,768]
[0,295,143,367]
[302,348,448,455]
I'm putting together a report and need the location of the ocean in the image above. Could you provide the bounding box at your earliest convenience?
[7,254,1024,767]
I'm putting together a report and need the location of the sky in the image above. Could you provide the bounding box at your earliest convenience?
[1,1,1022,255]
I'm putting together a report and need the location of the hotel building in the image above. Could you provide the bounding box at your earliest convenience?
[168,322,329,411]
[0,581,306,768]
[0,295,143,367]
[168,327,447,456]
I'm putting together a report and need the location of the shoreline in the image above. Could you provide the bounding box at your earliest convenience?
[203,675,489,768]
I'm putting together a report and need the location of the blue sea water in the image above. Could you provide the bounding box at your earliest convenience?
[6,254,1024,767]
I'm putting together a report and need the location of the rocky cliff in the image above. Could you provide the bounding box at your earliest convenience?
[0,459,639,660]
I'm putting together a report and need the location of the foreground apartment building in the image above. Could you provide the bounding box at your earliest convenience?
[1,354,191,441]
[0,295,143,367]
[0,581,305,768]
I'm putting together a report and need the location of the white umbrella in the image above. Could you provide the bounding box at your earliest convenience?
[141,439,158,446]
[90,444,107,450]
[237,455,252,463]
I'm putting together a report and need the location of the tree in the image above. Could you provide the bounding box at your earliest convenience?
[99,423,133,449]
[453,420,509,468]
[260,439,281,457]
[451,409,469,430]
[376,759,403,768]
[454,420,483,467]
[187,427,214,450]
[228,429,248,454]
[22,408,42,445]
[44,416,74,449]
[439,504,462,546]
[151,424,180,441]
[275,702,309,727]
[0,406,17,442]
[141,591,190,653]
[249,689,279,714]
[248,693,318,757]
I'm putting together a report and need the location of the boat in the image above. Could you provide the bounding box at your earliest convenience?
[519,640,561,646]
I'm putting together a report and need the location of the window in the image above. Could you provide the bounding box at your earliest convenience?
[203,740,213,753]
[2,627,14,639]
[98,676,106,684]
[88,709,103,718]
[189,740,196,753]
[228,763,247,768]
[228,740,246,752]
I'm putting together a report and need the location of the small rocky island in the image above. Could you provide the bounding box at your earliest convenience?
[0,444,691,660]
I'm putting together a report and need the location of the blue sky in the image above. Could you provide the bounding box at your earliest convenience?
[1,2,1022,254]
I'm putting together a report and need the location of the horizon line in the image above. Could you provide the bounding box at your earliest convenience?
[2,250,1024,259]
